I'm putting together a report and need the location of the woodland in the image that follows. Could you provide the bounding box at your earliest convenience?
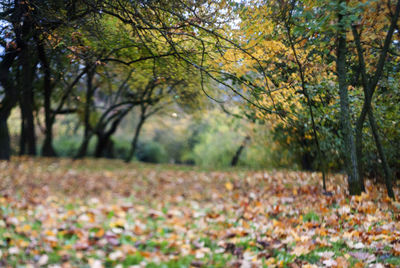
[0,0,400,267]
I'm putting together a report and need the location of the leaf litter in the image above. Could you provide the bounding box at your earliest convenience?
[0,157,399,267]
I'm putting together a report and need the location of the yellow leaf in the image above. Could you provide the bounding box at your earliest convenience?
[95,228,104,238]
[109,219,125,228]
[225,182,233,191]
[22,224,31,232]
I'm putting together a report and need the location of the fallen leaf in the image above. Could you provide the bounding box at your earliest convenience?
[225,182,234,191]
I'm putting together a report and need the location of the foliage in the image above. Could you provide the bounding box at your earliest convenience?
[190,111,244,168]
[136,141,168,164]
[111,138,131,160]
[181,110,282,169]
[219,0,400,186]
[53,136,98,158]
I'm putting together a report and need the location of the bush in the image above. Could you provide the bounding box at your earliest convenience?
[192,124,240,168]
[187,111,245,168]
[53,136,97,157]
[136,141,168,163]
[53,136,81,157]
[52,135,130,160]
[153,129,186,164]
[112,138,131,160]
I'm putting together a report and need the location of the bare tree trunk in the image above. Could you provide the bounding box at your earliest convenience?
[0,53,18,159]
[337,1,361,195]
[126,115,146,163]
[19,110,26,156]
[355,100,394,198]
[368,109,395,198]
[76,65,95,159]
[19,47,37,156]
[42,123,56,157]
[37,39,57,157]
[355,107,366,191]
[231,136,250,167]
[0,4,24,160]
[0,82,13,160]
[76,136,92,158]
[42,93,57,157]
[94,133,114,158]
[0,116,11,160]
[94,109,131,158]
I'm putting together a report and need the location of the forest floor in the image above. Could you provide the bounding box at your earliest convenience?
[0,157,399,267]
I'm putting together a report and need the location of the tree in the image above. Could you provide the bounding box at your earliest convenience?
[350,0,400,199]
[336,0,362,195]
[0,0,97,159]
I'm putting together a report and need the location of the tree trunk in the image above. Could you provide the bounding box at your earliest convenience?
[75,66,95,159]
[105,139,114,159]
[19,110,26,156]
[368,109,395,199]
[355,107,366,191]
[37,38,57,157]
[94,133,107,158]
[20,91,36,156]
[231,136,250,166]
[19,47,37,156]
[0,116,11,160]
[351,7,400,197]
[95,107,132,159]
[76,136,92,159]
[94,133,114,158]
[337,1,361,195]
[126,116,145,163]
[41,89,57,157]
[0,8,22,160]
[0,54,18,159]
[41,79,57,157]
[42,126,57,157]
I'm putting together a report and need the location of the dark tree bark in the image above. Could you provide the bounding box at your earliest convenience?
[337,0,362,195]
[231,136,250,167]
[94,108,131,158]
[368,111,395,198]
[125,99,159,163]
[0,116,11,160]
[37,38,57,157]
[76,136,92,159]
[355,107,366,191]
[16,3,37,157]
[94,133,115,158]
[0,52,19,159]
[18,50,37,156]
[125,114,146,163]
[76,65,95,159]
[0,92,16,160]
[19,111,26,156]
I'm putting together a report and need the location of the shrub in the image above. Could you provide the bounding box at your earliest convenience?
[53,136,97,157]
[112,138,131,160]
[136,141,168,163]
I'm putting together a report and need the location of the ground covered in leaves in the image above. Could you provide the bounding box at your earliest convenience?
[0,158,399,267]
